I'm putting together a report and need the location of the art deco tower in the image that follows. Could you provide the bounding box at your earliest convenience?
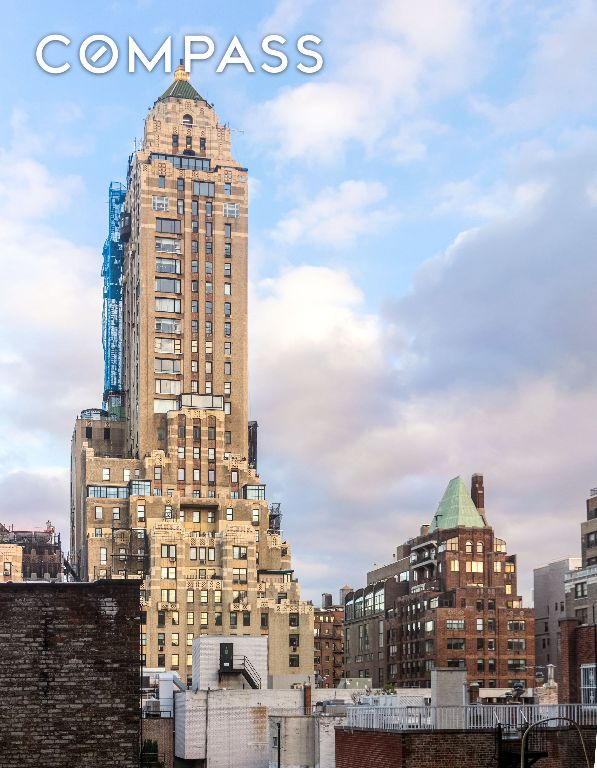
[70,66,314,687]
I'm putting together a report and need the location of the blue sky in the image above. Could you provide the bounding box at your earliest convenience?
[1,0,597,603]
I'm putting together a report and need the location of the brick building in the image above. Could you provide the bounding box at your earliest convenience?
[344,475,535,691]
[0,522,62,580]
[558,487,597,702]
[70,66,314,688]
[0,580,140,768]
[315,593,344,687]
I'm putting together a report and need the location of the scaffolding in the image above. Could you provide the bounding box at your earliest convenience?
[102,181,126,414]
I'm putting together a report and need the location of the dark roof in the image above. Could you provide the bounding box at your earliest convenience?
[157,78,204,102]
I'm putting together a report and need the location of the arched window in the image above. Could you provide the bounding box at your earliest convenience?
[465,540,473,554]
[476,541,483,553]
[182,114,193,126]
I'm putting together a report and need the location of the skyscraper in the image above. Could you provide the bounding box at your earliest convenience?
[71,66,314,687]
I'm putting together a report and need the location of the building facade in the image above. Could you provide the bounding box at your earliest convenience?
[0,522,62,581]
[70,66,313,688]
[344,475,535,691]
[315,594,345,688]
[559,488,597,702]
[533,557,580,675]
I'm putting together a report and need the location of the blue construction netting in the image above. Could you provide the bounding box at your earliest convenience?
[101,181,126,408]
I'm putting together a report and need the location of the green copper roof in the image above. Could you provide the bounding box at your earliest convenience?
[429,476,485,532]
[158,79,204,102]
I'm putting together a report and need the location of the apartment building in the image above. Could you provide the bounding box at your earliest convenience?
[344,475,535,691]
[70,65,313,688]
[315,593,345,688]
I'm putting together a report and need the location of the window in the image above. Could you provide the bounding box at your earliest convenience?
[224,302,232,317]
[158,175,165,188]
[161,567,176,579]
[507,639,526,651]
[450,560,459,571]
[187,612,194,626]
[447,638,465,650]
[447,658,466,668]
[224,182,231,195]
[156,257,180,274]
[161,544,176,559]
[289,654,300,668]
[289,613,299,628]
[178,468,185,481]
[581,664,597,704]
[137,505,145,522]
[476,618,484,631]
[95,506,103,520]
[243,611,251,627]
[155,379,181,395]
[575,582,588,598]
[155,298,181,313]
[233,546,247,560]
[102,467,110,481]
[99,547,107,565]
[223,202,240,218]
[446,619,465,630]
[155,237,182,258]
[112,507,120,520]
[155,337,181,354]
[172,133,179,147]
[155,277,181,293]
[233,568,247,583]
[507,620,526,631]
[466,561,484,573]
[224,223,231,237]
[152,196,169,211]
[182,114,193,126]
[224,322,231,337]
[226,507,234,521]
[465,541,473,553]
[156,218,181,234]
[177,178,184,192]
[224,342,231,355]
[160,589,176,602]
[224,263,232,277]
[230,611,238,628]
[200,612,208,628]
[192,181,215,197]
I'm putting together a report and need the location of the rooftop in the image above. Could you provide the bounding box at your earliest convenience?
[157,63,206,103]
[429,476,486,532]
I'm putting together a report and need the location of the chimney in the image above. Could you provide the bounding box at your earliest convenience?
[322,592,332,609]
[420,524,430,536]
[303,683,312,714]
[471,474,487,523]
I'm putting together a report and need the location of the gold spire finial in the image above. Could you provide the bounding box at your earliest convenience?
[174,60,189,82]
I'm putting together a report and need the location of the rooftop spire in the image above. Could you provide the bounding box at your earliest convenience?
[428,476,486,532]
[157,64,204,103]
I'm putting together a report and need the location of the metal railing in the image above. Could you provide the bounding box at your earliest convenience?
[346,704,597,732]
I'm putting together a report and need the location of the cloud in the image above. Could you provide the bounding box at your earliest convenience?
[251,130,597,602]
[0,117,102,547]
[0,471,69,538]
[250,0,482,164]
[271,180,397,246]
[474,0,597,133]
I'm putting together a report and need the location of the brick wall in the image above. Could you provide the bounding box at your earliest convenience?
[143,717,174,768]
[559,618,597,702]
[0,581,140,768]
[335,728,597,768]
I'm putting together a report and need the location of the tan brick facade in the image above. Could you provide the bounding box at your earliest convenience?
[71,68,313,687]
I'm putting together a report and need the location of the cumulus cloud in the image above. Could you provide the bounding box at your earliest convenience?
[0,118,101,549]
[251,131,597,602]
[251,0,482,163]
[271,180,397,246]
